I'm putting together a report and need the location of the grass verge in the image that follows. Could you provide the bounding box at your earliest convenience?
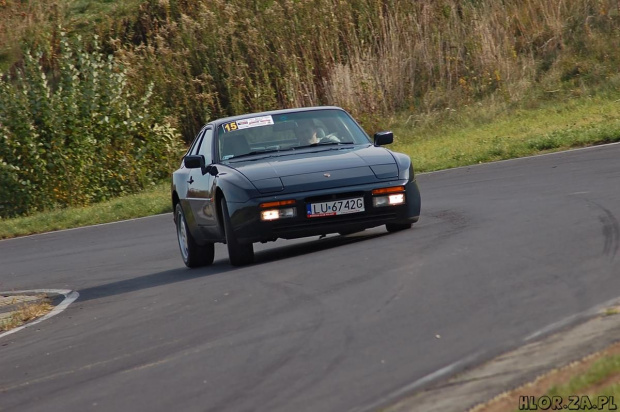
[0,182,171,239]
[390,92,620,172]
[472,336,620,412]
[2,92,620,240]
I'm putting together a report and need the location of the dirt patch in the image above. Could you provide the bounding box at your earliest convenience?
[0,294,54,332]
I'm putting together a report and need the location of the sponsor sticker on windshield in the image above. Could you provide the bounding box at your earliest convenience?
[222,115,274,132]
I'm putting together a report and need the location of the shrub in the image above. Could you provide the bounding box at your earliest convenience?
[0,32,182,218]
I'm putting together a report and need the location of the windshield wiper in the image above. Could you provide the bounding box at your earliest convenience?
[228,142,356,160]
[295,141,355,149]
[227,146,304,161]
[227,149,281,160]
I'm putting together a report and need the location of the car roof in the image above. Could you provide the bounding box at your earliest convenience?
[207,106,347,128]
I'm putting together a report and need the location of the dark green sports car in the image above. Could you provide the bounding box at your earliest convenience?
[172,106,421,267]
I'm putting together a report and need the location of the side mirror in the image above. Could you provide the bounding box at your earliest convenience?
[374,131,393,146]
[205,165,218,176]
[184,155,205,169]
[184,155,218,176]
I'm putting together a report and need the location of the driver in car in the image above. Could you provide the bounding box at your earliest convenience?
[297,119,340,146]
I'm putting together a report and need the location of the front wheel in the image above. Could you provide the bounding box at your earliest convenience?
[385,222,412,233]
[176,203,215,268]
[220,198,254,266]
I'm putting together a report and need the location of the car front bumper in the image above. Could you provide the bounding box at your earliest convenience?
[226,179,421,244]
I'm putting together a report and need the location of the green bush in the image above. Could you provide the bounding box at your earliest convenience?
[0,33,182,218]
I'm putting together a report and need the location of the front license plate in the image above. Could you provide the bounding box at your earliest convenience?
[306,197,365,218]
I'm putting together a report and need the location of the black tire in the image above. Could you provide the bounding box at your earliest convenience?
[385,222,412,233]
[220,198,254,266]
[175,203,215,268]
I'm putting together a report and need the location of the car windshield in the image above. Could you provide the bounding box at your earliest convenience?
[216,109,371,161]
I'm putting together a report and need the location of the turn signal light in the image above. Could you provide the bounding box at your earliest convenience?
[372,186,405,195]
[260,199,296,208]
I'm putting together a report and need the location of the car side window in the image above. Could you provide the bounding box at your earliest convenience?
[188,128,206,156]
[197,128,214,165]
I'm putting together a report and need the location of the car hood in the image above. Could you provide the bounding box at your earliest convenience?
[226,146,399,194]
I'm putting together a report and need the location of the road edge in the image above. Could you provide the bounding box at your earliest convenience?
[378,304,620,412]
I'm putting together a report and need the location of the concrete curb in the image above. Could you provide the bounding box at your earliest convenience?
[383,311,620,412]
[0,289,78,339]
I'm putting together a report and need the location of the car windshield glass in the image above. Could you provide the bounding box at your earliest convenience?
[216,109,371,161]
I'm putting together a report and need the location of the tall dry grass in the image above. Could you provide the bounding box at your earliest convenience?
[106,0,620,140]
[0,0,65,71]
[2,0,620,140]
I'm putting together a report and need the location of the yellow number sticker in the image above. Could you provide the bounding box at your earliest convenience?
[223,122,238,132]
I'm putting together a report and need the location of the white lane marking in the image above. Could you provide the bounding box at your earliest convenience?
[524,294,620,342]
[0,289,79,340]
[524,313,584,342]
[351,351,485,412]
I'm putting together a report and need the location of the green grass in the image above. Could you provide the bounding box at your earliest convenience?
[390,92,620,172]
[63,0,143,29]
[0,182,171,239]
[547,354,620,394]
[2,91,620,239]
[511,352,620,412]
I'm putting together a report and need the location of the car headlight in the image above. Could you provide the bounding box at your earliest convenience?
[261,207,297,221]
[372,186,406,207]
[260,200,297,221]
[373,194,405,207]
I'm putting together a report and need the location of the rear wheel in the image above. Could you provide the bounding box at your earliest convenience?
[220,198,254,266]
[385,222,412,233]
[176,203,215,268]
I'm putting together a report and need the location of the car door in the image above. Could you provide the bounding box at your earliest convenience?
[186,127,218,230]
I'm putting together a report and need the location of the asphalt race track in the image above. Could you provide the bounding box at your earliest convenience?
[1,144,619,412]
